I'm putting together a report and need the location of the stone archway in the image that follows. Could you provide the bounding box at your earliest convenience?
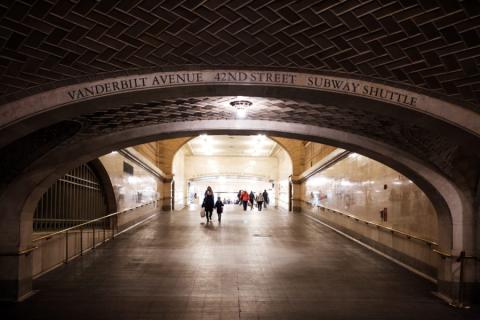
[0,121,469,300]
[0,70,478,302]
[170,134,294,212]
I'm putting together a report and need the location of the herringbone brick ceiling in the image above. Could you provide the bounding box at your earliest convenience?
[1,0,480,107]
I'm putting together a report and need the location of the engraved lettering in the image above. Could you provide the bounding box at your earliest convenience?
[64,71,419,108]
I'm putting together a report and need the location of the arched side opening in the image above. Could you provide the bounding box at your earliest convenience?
[0,120,471,302]
[170,134,294,212]
[9,121,461,251]
[0,70,477,302]
[88,159,118,214]
[29,160,117,278]
[32,161,113,232]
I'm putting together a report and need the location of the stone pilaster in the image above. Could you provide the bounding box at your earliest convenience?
[291,176,302,213]
[159,176,173,211]
[0,214,34,301]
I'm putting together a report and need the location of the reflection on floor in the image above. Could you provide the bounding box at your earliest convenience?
[3,205,478,320]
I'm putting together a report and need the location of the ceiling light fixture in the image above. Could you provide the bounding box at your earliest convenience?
[230,100,252,119]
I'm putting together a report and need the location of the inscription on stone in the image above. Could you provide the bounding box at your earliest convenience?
[306,76,417,106]
[65,70,418,107]
[151,72,203,86]
[213,71,296,84]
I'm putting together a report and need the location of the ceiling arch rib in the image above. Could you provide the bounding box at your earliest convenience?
[72,95,464,180]
[9,119,463,255]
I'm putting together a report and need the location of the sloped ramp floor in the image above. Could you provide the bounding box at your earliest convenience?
[2,205,478,320]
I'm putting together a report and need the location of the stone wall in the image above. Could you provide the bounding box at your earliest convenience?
[300,153,439,276]
[172,148,187,210]
[99,150,161,211]
[275,147,292,211]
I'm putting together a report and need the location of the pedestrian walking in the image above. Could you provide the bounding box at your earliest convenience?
[215,196,224,223]
[249,191,255,210]
[202,186,215,222]
[241,190,249,211]
[256,192,264,211]
[263,190,269,209]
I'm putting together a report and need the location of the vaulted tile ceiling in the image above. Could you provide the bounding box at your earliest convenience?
[75,96,459,177]
[1,1,479,108]
[187,134,277,157]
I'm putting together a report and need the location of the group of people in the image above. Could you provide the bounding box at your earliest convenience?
[237,190,269,211]
[201,186,223,223]
[200,187,271,223]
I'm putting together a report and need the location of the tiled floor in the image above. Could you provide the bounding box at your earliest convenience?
[2,205,478,319]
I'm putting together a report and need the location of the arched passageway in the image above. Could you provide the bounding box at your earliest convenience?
[0,71,479,303]
[171,134,293,212]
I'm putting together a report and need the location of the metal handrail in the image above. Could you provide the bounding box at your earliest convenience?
[306,201,438,247]
[433,249,477,260]
[33,200,157,242]
[433,249,452,258]
[0,246,38,256]
[0,200,158,257]
[432,250,478,308]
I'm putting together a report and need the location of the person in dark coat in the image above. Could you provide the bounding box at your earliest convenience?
[263,190,269,209]
[214,196,224,223]
[202,186,215,222]
[249,191,255,210]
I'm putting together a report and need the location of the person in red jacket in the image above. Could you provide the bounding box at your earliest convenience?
[241,190,249,211]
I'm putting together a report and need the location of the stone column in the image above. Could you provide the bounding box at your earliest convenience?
[291,176,302,213]
[0,212,34,301]
[437,250,479,306]
[435,198,479,306]
[158,176,173,211]
[274,180,279,208]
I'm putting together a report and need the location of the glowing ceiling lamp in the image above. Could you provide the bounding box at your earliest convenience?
[230,100,252,119]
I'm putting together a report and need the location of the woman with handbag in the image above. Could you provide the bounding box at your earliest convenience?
[202,186,215,222]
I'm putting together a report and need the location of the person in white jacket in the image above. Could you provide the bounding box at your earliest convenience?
[255,192,264,211]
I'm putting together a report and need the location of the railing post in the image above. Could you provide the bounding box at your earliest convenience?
[456,251,466,307]
[80,227,83,256]
[65,230,69,263]
[32,202,157,266]
[111,216,115,240]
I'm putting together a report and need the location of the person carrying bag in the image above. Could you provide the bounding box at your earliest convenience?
[202,186,215,222]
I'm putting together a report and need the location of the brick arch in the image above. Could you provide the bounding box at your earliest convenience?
[269,137,306,176]
[1,69,479,150]
[135,137,193,177]
[169,135,295,176]
[0,119,473,302]
[0,75,478,302]
[0,77,477,253]
[169,135,295,209]
[1,71,479,195]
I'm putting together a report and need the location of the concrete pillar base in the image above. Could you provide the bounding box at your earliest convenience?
[158,177,173,212]
[437,280,480,306]
[291,178,302,213]
[292,205,302,212]
[436,253,479,306]
[0,254,33,302]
